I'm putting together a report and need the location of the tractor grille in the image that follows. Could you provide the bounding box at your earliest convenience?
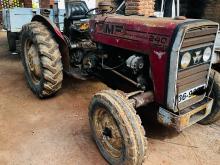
[177,64,209,110]
[181,26,217,49]
[177,25,218,110]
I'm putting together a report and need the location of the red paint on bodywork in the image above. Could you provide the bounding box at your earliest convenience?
[90,15,185,104]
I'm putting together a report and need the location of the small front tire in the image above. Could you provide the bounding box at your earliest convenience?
[89,90,147,165]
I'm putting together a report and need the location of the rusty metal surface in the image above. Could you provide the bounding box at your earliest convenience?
[177,64,210,110]
[128,91,154,108]
[178,64,210,78]
[177,95,205,110]
[184,27,218,39]
[93,107,123,159]
[24,39,41,85]
[178,79,207,93]
[181,25,217,48]
[177,64,209,95]
[158,97,213,131]
[181,35,216,48]
[177,71,208,87]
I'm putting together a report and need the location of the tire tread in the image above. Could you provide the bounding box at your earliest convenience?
[21,21,63,98]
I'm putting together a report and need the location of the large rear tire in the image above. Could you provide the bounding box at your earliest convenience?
[199,69,220,124]
[89,90,147,165]
[20,21,63,98]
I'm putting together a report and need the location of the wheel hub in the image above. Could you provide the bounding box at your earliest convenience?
[103,127,112,138]
[25,39,41,84]
[94,108,123,159]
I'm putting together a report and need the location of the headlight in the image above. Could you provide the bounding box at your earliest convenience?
[203,47,212,62]
[181,52,191,69]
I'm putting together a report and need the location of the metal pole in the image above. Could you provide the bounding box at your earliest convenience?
[172,0,175,18]
[158,0,165,17]
[177,0,180,16]
[161,0,164,13]
[116,1,125,13]
[53,0,60,28]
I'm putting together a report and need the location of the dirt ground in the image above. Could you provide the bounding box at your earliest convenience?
[0,30,220,165]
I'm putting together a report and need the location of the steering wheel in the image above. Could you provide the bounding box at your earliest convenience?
[85,6,114,16]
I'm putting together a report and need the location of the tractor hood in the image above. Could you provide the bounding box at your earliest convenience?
[89,14,191,55]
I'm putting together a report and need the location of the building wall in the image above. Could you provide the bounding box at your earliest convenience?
[40,0,54,8]
[23,0,32,7]
[203,0,220,24]
[180,0,220,24]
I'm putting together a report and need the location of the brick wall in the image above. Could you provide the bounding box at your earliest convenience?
[40,0,50,8]
[203,0,220,24]
[22,0,32,7]
[125,0,155,16]
[183,0,220,24]
[96,0,155,16]
[40,0,54,8]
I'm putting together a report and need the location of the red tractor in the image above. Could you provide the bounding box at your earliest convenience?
[20,1,219,164]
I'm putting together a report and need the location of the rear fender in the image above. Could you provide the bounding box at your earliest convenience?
[31,15,70,71]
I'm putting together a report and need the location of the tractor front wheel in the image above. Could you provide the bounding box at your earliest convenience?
[20,21,63,98]
[89,90,147,165]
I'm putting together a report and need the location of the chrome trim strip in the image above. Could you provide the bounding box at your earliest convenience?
[167,28,185,110]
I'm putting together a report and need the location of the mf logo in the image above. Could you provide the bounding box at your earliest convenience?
[193,51,202,64]
[103,23,124,35]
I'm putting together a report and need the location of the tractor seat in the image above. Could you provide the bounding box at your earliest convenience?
[66,2,89,20]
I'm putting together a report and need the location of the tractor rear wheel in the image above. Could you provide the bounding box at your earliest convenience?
[89,90,147,165]
[199,69,220,124]
[20,21,63,98]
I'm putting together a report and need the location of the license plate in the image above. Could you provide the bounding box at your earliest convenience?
[178,84,206,103]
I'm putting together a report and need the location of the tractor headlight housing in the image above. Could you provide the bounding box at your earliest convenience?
[203,47,212,62]
[181,52,191,69]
